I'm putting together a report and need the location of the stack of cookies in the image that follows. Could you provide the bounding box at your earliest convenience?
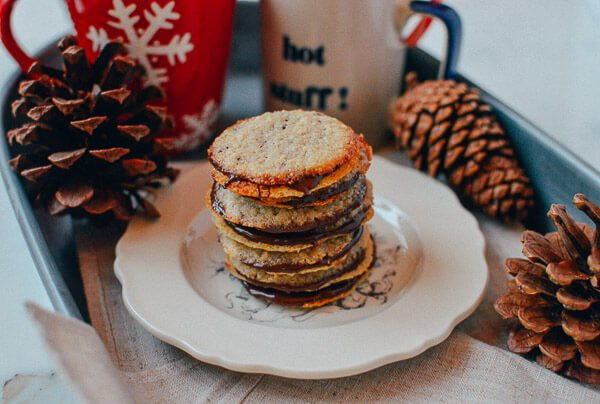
[207,110,374,308]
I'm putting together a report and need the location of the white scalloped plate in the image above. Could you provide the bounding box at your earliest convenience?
[115,156,487,379]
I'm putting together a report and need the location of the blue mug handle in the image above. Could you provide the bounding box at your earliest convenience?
[409,1,462,79]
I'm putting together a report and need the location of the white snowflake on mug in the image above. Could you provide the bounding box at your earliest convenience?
[174,100,220,151]
[86,0,194,86]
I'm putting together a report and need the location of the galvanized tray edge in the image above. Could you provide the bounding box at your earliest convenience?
[0,72,82,319]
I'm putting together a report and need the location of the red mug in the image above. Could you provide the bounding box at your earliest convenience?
[0,0,236,153]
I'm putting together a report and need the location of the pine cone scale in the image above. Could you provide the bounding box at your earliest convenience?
[117,125,150,141]
[549,205,591,264]
[518,306,561,333]
[522,230,563,264]
[122,159,157,176]
[516,271,558,296]
[539,329,577,362]
[101,88,131,105]
[89,148,130,163]
[52,97,84,116]
[27,105,57,122]
[556,287,595,311]
[576,339,600,370]
[82,189,118,215]
[562,311,600,341]
[507,325,545,353]
[70,116,107,135]
[566,359,600,384]
[537,353,565,372]
[506,258,545,276]
[55,183,94,208]
[21,165,52,181]
[48,148,86,169]
[494,291,550,319]
[546,261,590,286]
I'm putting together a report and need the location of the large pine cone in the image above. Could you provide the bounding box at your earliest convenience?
[391,76,535,222]
[494,193,600,384]
[6,36,178,221]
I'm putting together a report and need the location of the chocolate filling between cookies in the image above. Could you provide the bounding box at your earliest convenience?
[211,159,344,196]
[233,247,366,294]
[224,208,368,246]
[245,226,364,273]
[243,275,362,307]
[211,178,367,234]
[250,171,361,207]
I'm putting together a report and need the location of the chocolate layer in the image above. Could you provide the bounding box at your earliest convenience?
[252,171,361,208]
[237,248,366,293]
[212,158,338,194]
[244,274,362,307]
[211,178,366,234]
[224,208,367,246]
[247,226,364,274]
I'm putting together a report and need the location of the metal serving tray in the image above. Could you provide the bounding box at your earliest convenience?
[1,0,599,320]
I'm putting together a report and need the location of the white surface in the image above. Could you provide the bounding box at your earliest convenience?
[1,0,600,388]
[114,157,487,378]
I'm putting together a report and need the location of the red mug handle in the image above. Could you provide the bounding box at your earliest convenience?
[0,0,37,73]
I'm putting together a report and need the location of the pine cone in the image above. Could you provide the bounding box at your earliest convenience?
[6,36,178,221]
[390,75,535,222]
[494,193,600,384]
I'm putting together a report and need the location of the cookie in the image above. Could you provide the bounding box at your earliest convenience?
[225,232,373,291]
[209,110,359,185]
[211,137,370,199]
[210,196,373,253]
[219,228,362,274]
[211,205,373,252]
[241,272,368,309]
[209,112,372,199]
[210,176,366,232]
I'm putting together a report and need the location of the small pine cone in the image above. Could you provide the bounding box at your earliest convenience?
[6,36,179,221]
[494,193,600,384]
[391,77,534,222]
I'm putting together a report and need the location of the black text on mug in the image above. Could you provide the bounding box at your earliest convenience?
[270,35,348,111]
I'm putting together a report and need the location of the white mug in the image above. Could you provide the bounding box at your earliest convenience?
[261,0,461,148]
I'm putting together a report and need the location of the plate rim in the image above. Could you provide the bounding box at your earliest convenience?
[115,156,488,379]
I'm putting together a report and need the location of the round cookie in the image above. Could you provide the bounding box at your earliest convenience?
[210,120,372,199]
[225,232,373,291]
[209,110,359,184]
[220,226,366,274]
[220,230,355,273]
[211,139,368,199]
[244,271,369,309]
[211,176,366,232]
[209,193,374,252]
[212,211,316,252]
[206,185,374,252]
